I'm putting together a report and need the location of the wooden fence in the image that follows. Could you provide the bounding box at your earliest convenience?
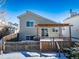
[0,37,72,53]
[3,41,40,53]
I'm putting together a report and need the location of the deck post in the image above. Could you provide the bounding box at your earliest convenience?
[40,41,42,57]
[53,37,54,50]
[37,27,38,37]
[59,27,62,38]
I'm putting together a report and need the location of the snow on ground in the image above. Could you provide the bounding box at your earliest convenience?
[0,52,68,59]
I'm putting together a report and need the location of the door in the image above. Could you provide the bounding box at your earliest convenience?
[41,28,48,37]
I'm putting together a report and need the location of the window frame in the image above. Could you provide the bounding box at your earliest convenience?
[52,28,58,32]
[26,20,35,27]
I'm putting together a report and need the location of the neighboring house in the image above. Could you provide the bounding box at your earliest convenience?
[18,11,61,41]
[8,22,18,34]
[63,10,79,41]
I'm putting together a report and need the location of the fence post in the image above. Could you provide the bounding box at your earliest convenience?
[40,41,42,57]
[53,37,54,50]
[3,39,5,53]
[1,38,5,54]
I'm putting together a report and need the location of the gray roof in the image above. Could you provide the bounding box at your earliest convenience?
[18,11,60,24]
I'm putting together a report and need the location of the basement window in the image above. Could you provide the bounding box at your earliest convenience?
[26,36,34,40]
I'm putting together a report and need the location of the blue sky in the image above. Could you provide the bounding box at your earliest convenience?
[1,0,79,24]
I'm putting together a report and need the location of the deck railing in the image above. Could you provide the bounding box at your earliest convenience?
[40,37,71,41]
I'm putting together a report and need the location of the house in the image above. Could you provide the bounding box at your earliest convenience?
[63,9,79,41]
[18,11,62,41]
[17,11,72,51]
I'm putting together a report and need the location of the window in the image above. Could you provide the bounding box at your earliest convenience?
[41,28,48,37]
[26,21,34,27]
[52,28,55,32]
[52,28,58,32]
[26,36,34,40]
[26,20,35,27]
[55,29,58,32]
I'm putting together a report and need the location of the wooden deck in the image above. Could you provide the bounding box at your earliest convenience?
[40,37,72,51]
